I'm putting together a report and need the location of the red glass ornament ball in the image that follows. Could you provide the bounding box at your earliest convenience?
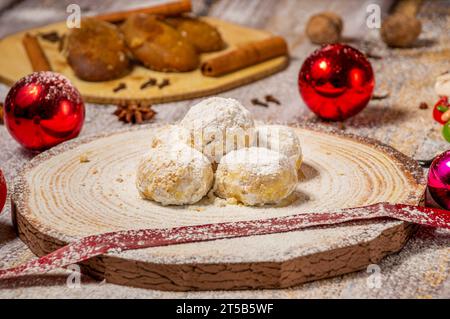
[0,169,6,215]
[298,44,375,121]
[433,96,449,125]
[427,150,450,210]
[4,72,85,151]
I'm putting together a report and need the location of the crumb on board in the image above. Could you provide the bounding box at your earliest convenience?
[226,198,239,205]
[187,206,205,212]
[214,199,227,207]
[79,154,90,163]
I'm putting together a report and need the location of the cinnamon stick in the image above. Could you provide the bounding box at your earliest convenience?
[22,33,52,72]
[96,0,192,23]
[201,36,288,77]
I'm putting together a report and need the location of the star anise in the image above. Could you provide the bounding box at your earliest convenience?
[0,103,4,125]
[114,102,156,124]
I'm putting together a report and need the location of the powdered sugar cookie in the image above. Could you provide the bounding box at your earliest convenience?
[256,124,303,172]
[136,143,213,205]
[214,147,298,206]
[180,97,255,163]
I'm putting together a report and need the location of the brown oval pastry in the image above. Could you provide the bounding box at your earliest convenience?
[165,17,225,53]
[65,18,131,82]
[121,14,199,72]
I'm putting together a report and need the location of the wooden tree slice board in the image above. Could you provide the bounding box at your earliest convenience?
[11,124,426,291]
[0,18,288,105]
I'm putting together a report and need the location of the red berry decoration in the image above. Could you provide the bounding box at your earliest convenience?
[427,150,450,210]
[433,96,449,125]
[298,44,375,121]
[0,169,6,215]
[4,72,85,151]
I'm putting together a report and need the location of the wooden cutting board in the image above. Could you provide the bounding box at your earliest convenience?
[11,124,425,291]
[0,18,288,105]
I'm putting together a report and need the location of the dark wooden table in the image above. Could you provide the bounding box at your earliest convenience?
[0,0,449,298]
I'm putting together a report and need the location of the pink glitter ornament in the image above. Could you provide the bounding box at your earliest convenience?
[427,150,450,210]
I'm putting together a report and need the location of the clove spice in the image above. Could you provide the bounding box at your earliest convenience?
[113,83,127,93]
[265,95,281,105]
[251,98,269,107]
[158,78,170,89]
[38,31,61,43]
[419,102,429,110]
[140,78,157,90]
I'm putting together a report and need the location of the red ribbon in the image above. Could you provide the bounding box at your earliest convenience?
[0,203,448,280]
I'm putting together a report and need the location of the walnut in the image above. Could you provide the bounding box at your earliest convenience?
[306,12,343,45]
[380,13,421,48]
